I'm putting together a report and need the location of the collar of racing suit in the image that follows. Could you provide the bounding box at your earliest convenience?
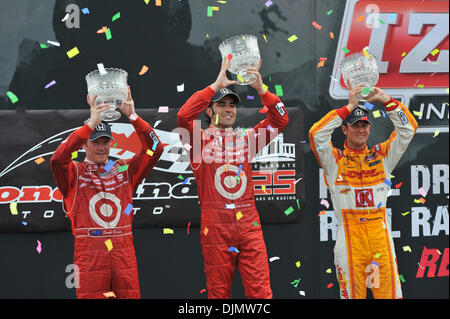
[343,140,368,155]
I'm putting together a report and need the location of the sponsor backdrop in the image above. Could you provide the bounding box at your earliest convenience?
[0,0,448,299]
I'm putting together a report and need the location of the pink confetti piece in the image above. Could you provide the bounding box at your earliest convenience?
[312,21,323,30]
[36,240,42,254]
[45,80,56,89]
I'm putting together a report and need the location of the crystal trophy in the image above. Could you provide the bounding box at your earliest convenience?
[219,34,261,85]
[85,68,128,122]
[340,50,379,98]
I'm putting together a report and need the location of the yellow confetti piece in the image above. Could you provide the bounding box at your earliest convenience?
[10,202,18,215]
[262,185,268,194]
[401,51,406,57]
[263,34,267,43]
[433,129,440,138]
[215,113,219,125]
[413,111,422,117]
[66,47,80,59]
[236,212,243,220]
[326,268,332,274]
[430,49,440,56]
[414,198,426,204]
[262,83,268,92]
[237,74,245,83]
[71,151,78,159]
[372,110,381,118]
[163,228,174,234]
[402,246,412,253]
[288,35,298,42]
[144,0,150,4]
[103,291,116,298]
[417,84,424,88]
[296,261,301,268]
[401,211,410,216]
[104,239,113,251]
[386,102,397,108]
[363,48,369,57]
[374,253,381,258]
[146,149,154,156]
[34,157,45,165]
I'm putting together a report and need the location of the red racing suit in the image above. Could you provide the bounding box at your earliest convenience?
[50,117,163,299]
[309,98,417,299]
[177,86,289,298]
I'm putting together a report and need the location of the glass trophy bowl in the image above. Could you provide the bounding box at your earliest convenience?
[85,68,128,122]
[340,51,379,98]
[219,34,261,85]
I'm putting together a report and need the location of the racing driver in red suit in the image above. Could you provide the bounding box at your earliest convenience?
[50,86,164,298]
[309,83,417,299]
[177,57,289,298]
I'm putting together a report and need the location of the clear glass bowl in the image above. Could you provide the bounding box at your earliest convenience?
[340,52,379,97]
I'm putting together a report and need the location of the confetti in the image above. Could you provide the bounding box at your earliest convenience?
[36,240,42,254]
[320,199,329,209]
[155,0,162,6]
[364,102,374,110]
[342,47,350,54]
[267,125,275,132]
[403,246,412,253]
[296,261,301,268]
[399,274,405,283]
[123,203,133,216]
[47,40,60,47]
[177,83,184,92]
[146,149,154,156]
[261,185,268,194]
[163,228,174,234]
[105,239,113,251]
[187,222,191,235]
[401,211,410,216]
[112,12,121,22]
[158,106,169,113]
[253,222,259,227]
[103,291,116,298]
[326,268,332,274]
[237,74,245,83]
[355,15,364,22]
[97,63,107,75]
[6,91,19,104]
[361,86,371,95]
[318,210,325,216]
[200,289,206,294]
[61,13,70,22]
[105,28,112,40]
[326,10,333,15]
[236,212,243,220]
[215,114,219,125]
[265,0,273,7]
[299,291,305,296]
[327,283,333,288]
[284,206,294,216]
[66,47,80,59]
[269,256,280,262]
[182,178,189,185]
[44,80,56,89]
[97,26,108,34]
[40,43,49,49]
[384,179,392,187]
[329,32,335,39]
[433,129,440,138]
[296,199,300,210]
[317,60,325,68]
[291,279,301,288]
[395,182,403,189]
[414,198,426,204]
[373,110,381,118]
[288,35,298,42]
[10,202,18,215]
[386,102,397,108]
[81,7,90,14]
[274,85,284,96]
[295,177,303,184]
[312,21,322,30]
[103,160,115,172]
[413,111,422,117]
[207,6,219,17]
[139,65,149,75]
[374,253,381,259]
[430,49,440,56]
[418,187,427,197]
[34,157,45,165]
[228,246,240,253]
[203,227,209,236]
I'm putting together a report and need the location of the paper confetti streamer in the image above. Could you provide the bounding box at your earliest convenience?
[155,0,162,6]
[418,187,427,198]
[177,83,184,92]
[97,26,108,34]
[401,211,410,216]
[103,160,115,172]
[44,80,56,89]
[207,6,219,17]
[112,12,121,22]
[284,206,294,216]
[187,222,191,235]
[364,102,374,110]
[105,239,113,251]
[274,85,284,96]
[123,203,133,216]
[317,60,325,68]
[326,10,333,15]
[269,256,280,262]
[355,15,364,22]
[158,106,169,113]
[342,47,350,54]
[395,182,403,189]
[237,74,245,83]
[81,7,90,14]
[228,246,240,253]
[10,202,18,215]
[433,129,440,138]
[103,291,116,298]
[253,222,259,227]
[139,65,149,75]
[203,227,209,236]
[403,246,412,253]
[6,91,19,104]
[34,157,45,165]
[430,49,440,56]
[320,199,329,209]
[414,198,426,204]
[215,114,219,125]
[318,210,325,216]
[200,289,206,294]
[312,21,322,30]
[399,274,405,283]
[105,28,112,40]
[384,179,392,187]
[327,283,333,288]
[413,111,422,117]
[288,35,298,42]
[372,110,381,118]
[326,268,332,274]
[329,32,334,39]
[361,86,371,95]
[291,279,301,288]
[374,253,381,258]
[146,149,154,156]
[265,0,273,7]
[36,240,42,254]
[296,261,301,268]
[236,212,243,220]
[66,47,79,59]
[163,228,174,234]
[47,40,60,47]
[97,63,107,75]
[71,151,78,159]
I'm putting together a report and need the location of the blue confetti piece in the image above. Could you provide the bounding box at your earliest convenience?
[377,201,382,208]
[381,110,386,118]
[152,140,159,151]
[247,95,254,100]
[123,203,133,216]
[364,102,374,110]
[182,178,189,184]
[103,160,115,172]
[82,7,90,14]
[228,246,240,253]
[384,179,392,187]
[22,221,27,226]
[237,164,243,177]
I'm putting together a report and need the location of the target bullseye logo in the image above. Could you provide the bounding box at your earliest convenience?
[214,164,246,200]
[89,192,122,228]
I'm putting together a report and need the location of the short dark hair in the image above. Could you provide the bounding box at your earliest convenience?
[204,104,213,126]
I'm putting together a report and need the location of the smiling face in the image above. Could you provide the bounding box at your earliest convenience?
[207,96,237,129]
[342,121,371,150]
[83,137,112,164]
